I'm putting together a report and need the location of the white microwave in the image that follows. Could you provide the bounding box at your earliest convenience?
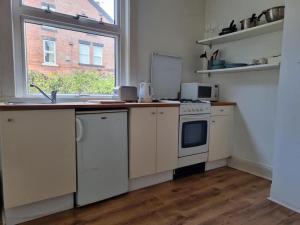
[181,83,219,101]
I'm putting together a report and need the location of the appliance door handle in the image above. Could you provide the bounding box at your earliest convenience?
[76,118,84,142]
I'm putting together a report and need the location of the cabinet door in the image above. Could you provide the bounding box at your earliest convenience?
[129,108,157,179]
[0,110,76,209]
[208,115,232,162]
[156,107,179,173]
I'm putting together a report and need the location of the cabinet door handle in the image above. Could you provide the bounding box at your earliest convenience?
[220,109,224,112]
[159,112,164,115]
[152,112,156,115]
[76,118,84,142]
[7,118,14,122]
[101,117,107,120]
[211,120,216,123]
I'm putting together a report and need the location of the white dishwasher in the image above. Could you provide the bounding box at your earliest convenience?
[75,110,128,207]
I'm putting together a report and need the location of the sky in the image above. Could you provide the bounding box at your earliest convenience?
[96,0,115,19]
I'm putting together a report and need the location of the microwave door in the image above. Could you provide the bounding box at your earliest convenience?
[198,86,212,100]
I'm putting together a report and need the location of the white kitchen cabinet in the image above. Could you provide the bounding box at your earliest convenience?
[156,107,179,173]
[0,110,76,209]
[129,108,157,178]
[129,107,179,179]
[208,106,234,162]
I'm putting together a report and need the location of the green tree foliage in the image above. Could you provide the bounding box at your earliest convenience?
[28,71,115,95]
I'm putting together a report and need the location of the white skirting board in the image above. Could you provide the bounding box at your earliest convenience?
[205,159,228,171]
[3,194,74,225]
[228,157,272,180]
[268,197,300,214]
[129,171,173,191]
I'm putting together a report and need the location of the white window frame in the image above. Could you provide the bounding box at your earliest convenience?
[93,45,103,66]
[12,0,125,98]
[43,39,57,66]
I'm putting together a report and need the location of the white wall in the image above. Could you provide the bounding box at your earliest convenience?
[270,0,300,213]
[130,0,206,85]
[0,0,15,101]
[202,0,284,178]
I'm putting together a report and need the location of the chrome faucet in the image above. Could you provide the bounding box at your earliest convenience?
[30,84,58,104]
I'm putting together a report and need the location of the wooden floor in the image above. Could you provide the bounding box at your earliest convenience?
[22,167,300,225]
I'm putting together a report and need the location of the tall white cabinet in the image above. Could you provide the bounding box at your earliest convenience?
[129,107,179,179]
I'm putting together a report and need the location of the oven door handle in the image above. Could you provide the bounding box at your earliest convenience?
[180,116,210,122]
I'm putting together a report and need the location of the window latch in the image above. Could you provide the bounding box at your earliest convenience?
[74,14,89,20]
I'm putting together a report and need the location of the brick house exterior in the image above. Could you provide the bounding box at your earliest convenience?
[25,0,115,76]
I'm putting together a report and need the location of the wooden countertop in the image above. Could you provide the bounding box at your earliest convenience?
[0,101,236,111]
[0,102,180,111]
[211,102,237,106]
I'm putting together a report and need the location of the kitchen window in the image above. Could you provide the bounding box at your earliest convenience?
[43,39,56,66]
[23,0,116,24]
[13,0,125,97]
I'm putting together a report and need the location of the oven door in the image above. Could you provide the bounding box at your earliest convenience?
[179,115,209,157]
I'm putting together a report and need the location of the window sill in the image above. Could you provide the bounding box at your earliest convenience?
[42,63,59,67]
[79,63,104,68]
[9,95,116,104]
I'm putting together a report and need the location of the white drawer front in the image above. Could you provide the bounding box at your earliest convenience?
[211,106,233,116]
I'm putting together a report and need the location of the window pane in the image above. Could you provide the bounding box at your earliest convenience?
[43,40,56,64]
[48,53,55,63]
[94,57,102,66]
[80,55,90,65]
[25,23,116,95]
[45,53,55,64]
[45,53,50,63]
[22,0,116,24]
[94,46,103,66]
[44,41,54,52]
[79,44,90,64]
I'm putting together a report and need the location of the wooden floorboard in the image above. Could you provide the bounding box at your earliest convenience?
[21,167,300,225]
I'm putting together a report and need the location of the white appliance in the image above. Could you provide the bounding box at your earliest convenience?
[76,110,128,207]
[178,101,211,168]
[139,82,153,103]
[151,53,182,100]
[181,83,219,101]
[113,86,138,102]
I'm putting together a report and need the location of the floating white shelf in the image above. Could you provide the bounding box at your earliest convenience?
[195,63,280,75]
[196,20,284,46]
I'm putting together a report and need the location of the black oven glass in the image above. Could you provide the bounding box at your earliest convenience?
[182,121,208,148]
[198,86,212,98]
